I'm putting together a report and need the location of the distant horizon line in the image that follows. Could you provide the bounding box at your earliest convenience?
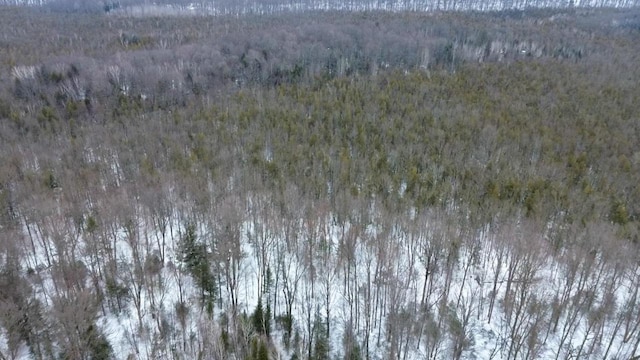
[2,0,639,16]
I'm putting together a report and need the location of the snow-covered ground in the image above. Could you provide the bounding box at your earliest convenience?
[3,196,639,359]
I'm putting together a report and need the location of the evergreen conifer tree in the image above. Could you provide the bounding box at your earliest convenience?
[179,224,215,313]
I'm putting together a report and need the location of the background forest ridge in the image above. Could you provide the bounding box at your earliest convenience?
[2,0,640,14]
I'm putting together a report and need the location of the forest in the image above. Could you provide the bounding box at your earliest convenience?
[1,0,640,12]
[1,2,640,360]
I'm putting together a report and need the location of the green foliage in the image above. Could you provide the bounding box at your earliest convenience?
[446,304,471,359]
[344,343,362,360]
[85,215,98,234]
[85,325,112,360]
[6,55,638,235]
[38,106,58,130]
[0,99,11,119]
[342,324,362,360]
[257,340,270,360]
[252,297,271,337]
[43,170,59,190]
[58,324,112,360]
[610,199,630,225]
[175,301,189,327]
[263,266,273,295]
[0,266,52,358]
[312,315,330,360]
[276,314,294,348]
[247,337,270,360]
[179,224,215,313]
[105,277,129,314]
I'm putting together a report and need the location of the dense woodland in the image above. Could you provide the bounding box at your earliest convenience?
[1,4,640,360]
[2,0,640,13]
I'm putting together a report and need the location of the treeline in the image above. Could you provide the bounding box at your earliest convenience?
[1,7,632,119]
[3,0,640,14]
[1,7,640,360]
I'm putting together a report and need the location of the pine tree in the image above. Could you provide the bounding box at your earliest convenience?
[179,224,215,313]
[248,338,270,360]
[252,297,264,333]
[264,266,272,294]
[265,300,271,338]
[342,324,362,360]
[252,297,270,335]
[257,340,269,360]
[313,314,330,360]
